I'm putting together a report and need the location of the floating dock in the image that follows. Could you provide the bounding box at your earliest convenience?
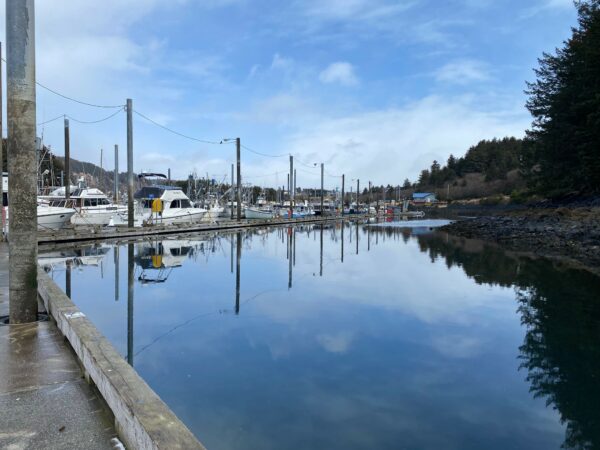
[37,215,369,245]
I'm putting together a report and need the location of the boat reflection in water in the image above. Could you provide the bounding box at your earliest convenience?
[43,219,600,450]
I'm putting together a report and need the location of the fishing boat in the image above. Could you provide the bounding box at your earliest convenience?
[244,206,275,220]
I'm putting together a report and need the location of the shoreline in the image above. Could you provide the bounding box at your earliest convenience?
[440,204,600,276]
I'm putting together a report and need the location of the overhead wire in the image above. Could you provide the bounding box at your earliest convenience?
[36,81,125,109]
[241,144,288,158]
[133,109,222,145]
[66,108,124,124]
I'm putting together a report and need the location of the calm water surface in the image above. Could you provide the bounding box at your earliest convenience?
[40,220,600,450]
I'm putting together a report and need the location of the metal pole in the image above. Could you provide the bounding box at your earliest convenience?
[114,145,119,203]
[357,179,360,213]
[293,169,296,209]
[236,138,241,220]
[7,0,38,323]
[230,164,234,219]
[341,174,345,215]
[126,98,134,227]
[64,118,70,199]
[289,155,293,215]
[127,243,134,366]
[320,163,324,216]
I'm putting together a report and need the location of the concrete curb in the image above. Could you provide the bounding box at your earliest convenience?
[37,268,205,450]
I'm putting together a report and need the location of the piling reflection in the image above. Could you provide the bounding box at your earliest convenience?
[127,243,134,366]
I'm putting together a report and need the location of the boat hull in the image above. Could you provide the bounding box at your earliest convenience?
[37,207,76,231]
[245,208,274,220]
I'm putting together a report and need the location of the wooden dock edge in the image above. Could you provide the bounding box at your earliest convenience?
[37,268,206,450]
[37,215,368,245]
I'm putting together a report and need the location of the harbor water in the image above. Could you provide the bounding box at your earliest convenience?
[40,220,599,450]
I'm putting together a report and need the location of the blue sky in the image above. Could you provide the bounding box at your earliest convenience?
[1,0,577,188]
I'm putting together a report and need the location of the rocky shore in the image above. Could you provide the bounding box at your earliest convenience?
[441,204,600,273]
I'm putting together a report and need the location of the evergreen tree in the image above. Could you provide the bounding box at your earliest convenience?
[525,0,600,194]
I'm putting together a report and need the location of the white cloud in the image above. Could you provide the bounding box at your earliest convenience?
[276,95,528,185]
[302,0,414,22]
[319,62,359,87]
[435,59,492,85]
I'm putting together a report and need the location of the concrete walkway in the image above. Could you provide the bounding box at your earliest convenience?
[0,243,120,450]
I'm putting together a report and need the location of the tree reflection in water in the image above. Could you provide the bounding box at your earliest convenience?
[370,225,600,450]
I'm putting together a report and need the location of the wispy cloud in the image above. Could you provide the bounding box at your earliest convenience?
[435,59,492,85]
[319,62,359,87]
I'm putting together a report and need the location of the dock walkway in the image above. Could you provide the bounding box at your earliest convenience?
[0,243,119,450]
[37,215,364,245]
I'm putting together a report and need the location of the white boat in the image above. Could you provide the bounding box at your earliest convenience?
[37,204,77,230]
[1,172,75,232]
[42,182,127,226]
[113,173,207,226]
[244,206,274,220]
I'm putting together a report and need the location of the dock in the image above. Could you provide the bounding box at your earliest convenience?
[37,215,367,245]
[0,243,119,450]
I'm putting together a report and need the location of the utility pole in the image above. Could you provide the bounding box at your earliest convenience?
[236,138,241,221]
[64,118,70,199]
[126,98,134,227]
[7,0,38,324]
[114,145,119,203]
[357,179,360,212]
[341,174,345,215]
[230,164,234,219]
[320,163,324,216]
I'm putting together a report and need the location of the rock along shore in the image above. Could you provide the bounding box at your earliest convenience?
[441,203,600,273]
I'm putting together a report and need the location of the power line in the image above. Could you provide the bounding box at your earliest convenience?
[37,81,125,109]
[67,108,124,124]
[37,114,65,126]
[133,110,221,144]
[2,56,124,109]
[243,170,287,179]
[294,156,318,169]
[241,144,287,158]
